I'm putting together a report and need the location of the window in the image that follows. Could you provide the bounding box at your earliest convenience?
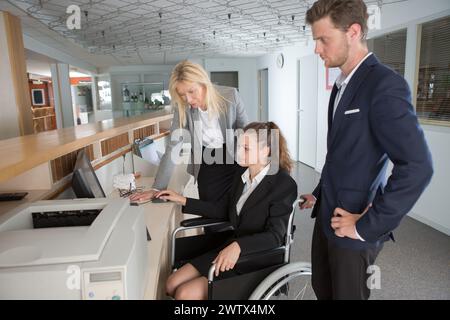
[416,16,450,125]
[368,29,407,76]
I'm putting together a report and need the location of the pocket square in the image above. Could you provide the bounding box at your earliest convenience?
[345,109,360,115]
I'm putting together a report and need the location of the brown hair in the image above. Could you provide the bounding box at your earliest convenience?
[243,122,293,173]
[306,0,369,41]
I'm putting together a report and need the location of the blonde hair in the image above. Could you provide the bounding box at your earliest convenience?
[169,60,227,127]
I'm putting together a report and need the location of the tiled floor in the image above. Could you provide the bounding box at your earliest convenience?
[290,162,450,300]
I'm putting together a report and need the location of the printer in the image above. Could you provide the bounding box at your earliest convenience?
[0,198,148,300]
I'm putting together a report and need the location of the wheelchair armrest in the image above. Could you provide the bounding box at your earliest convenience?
[236,247,285,265]
[180,217,230,228]
[208,246,286,282]
[171,218,232,269]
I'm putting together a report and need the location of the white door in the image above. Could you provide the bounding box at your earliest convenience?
[258,69,269,122]
[298,55,318,168]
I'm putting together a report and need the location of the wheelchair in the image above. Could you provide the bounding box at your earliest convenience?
[170,199,315,300]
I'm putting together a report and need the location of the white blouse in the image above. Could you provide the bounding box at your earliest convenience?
[198,107,224,148]
[236,164,271,216]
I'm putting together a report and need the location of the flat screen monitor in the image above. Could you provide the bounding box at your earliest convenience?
[72,149,106,198]
[135,138,163,166]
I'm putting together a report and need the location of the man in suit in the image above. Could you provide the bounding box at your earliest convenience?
[300,0,434,300]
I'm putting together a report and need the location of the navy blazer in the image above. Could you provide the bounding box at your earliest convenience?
[312,54,433,250]
[183,167,298,256]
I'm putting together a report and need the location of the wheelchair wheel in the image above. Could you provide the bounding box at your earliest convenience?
[248,262,315,300]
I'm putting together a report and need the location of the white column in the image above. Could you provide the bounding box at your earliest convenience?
[404,23,421,109]
[51,63,74,128]
[91,77,99,123]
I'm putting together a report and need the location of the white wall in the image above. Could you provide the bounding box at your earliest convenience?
[256,43,315,161]
[204,58,258,122]
[377,0,450,32]
[409,125,450,235]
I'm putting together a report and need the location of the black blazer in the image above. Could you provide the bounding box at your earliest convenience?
[182,166,298,256]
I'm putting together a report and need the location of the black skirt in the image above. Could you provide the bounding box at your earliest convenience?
[197,144,241,202]
[186,237,240,279]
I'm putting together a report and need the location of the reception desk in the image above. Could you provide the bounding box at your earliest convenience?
[0,110,196,300]
[108,174,191,300]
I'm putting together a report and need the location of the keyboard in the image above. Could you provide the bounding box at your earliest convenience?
[0,192,28,201]
[32,209,101,229]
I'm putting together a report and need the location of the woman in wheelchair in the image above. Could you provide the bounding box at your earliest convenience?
[155,121,297,300]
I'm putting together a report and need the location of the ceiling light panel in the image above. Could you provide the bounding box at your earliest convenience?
[7,0,407,60]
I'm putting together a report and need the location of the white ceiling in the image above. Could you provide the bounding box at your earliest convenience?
[3,0,407,68]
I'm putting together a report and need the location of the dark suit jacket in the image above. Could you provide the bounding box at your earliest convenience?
[312,54,433,250]
[183,166,298,256]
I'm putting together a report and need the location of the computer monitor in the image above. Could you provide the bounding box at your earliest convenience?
[72,149,106,198]
[134,138,163,165]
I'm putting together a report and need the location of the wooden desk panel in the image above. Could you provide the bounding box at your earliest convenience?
[0,110,173,183]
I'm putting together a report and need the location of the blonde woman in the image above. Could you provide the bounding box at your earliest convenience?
[130,60,248,203]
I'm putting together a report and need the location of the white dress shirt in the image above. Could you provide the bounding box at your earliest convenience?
[236,164,271,216]
[333,52,373,119]
[198,107,224,148]
[332,52,373,242]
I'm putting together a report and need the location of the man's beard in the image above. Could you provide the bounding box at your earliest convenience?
[328,41,349,68]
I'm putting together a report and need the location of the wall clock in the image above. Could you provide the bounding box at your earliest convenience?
[277,53,285,69]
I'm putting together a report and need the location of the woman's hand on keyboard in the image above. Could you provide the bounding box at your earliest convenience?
[155,190,187,206]
[129,189,157,202]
